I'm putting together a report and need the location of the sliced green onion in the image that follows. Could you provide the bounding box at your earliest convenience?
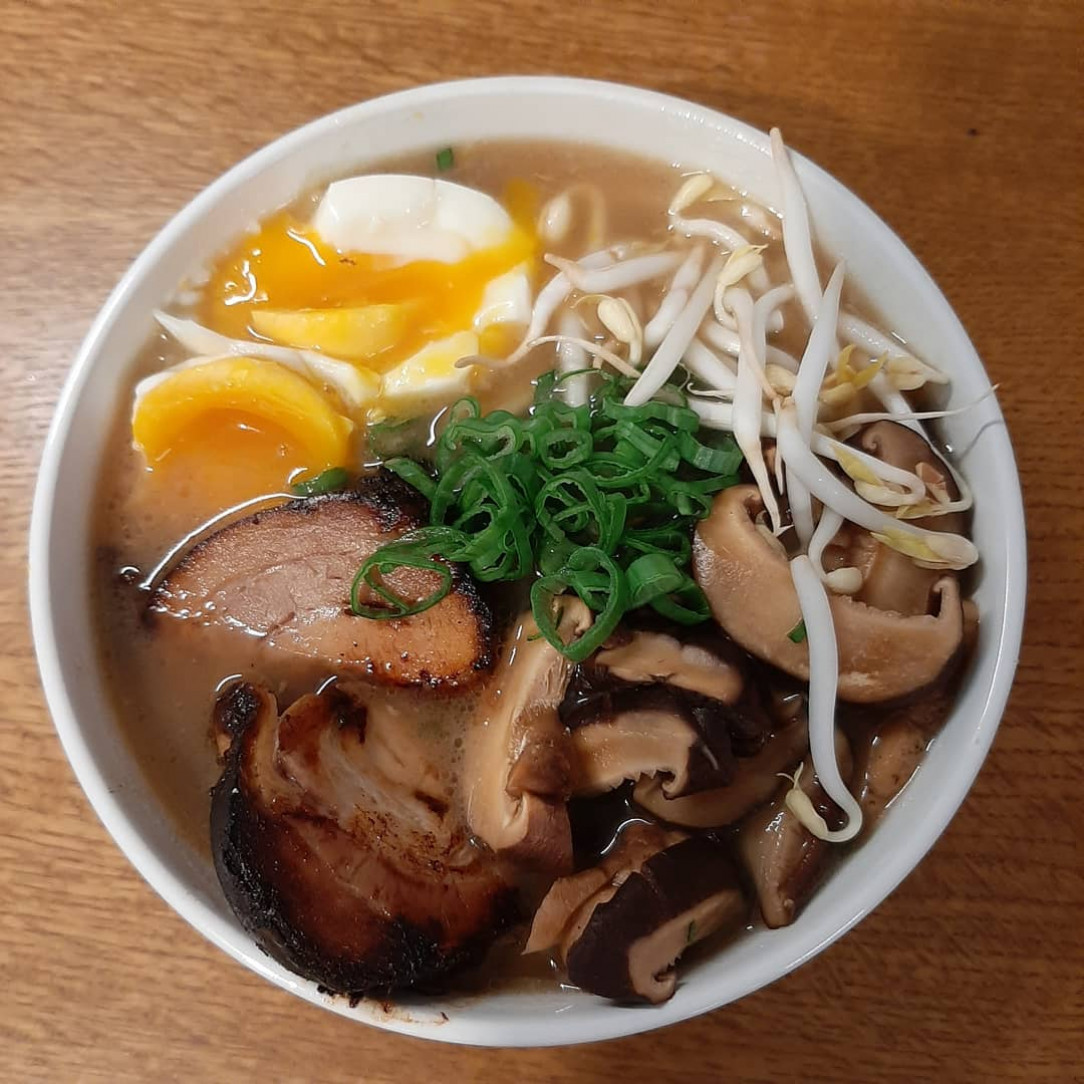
[538,427,593,469]
[678,430,743,474]
[650,577,712,624]
[351,374,745,659]
[788,619,808,643]
[531,548,627,662]
[626,552,687,609]
[350,527,467,619]
[291,467,349,497]
[383,457,437,501]
[435,146,455,171]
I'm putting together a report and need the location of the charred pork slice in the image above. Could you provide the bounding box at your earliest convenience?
[211,681,517,997]
[150,473,493,688]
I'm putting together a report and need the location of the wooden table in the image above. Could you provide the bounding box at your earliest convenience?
[3,1,1082,1079]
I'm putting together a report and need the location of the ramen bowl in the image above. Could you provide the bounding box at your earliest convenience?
[29,76,1026,1046]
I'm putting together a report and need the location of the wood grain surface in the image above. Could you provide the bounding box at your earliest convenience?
[3,1,1082,1080]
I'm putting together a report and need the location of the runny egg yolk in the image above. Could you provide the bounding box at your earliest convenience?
[146,411,308,512]
[132,356,354,513]
[203,207,537,373]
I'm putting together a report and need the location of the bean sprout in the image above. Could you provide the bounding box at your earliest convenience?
[644,246,707,348]
[689,396,776,438]
[776,403,977,569]
[537,183,607,248]
[556,311,590,407]
[824,385,997,433]
[668,172,772,293]
[522,335,640,378]
[783,558,865,842]
[807,507,860,594]
[545,251,681,294]
[701,317,798,371]
[817,438,926,507]
[596,297,643,366]
[624,253,726,407]
[725,287,783,534]
[770,127,821,325]
[787,265,845,546]
[683,339,737,393]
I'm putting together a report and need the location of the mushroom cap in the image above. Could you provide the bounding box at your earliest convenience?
[738,729,853,928]
[560,639,771,802]
[633,714,809,828]
[849,421,966,615]
[569,707,704,797]
[692,485,966,702]
[564,836,747,1003]
[463,605,590,873]
[524,822,683,955]
[561,654,773,800]
[595,631,744,703]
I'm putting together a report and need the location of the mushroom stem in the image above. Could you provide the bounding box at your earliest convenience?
[787,555,863,843]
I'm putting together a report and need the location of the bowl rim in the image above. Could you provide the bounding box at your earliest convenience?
[29,75,1027,1047]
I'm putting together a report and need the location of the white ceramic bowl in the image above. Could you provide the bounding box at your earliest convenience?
[30,77,1026,1046]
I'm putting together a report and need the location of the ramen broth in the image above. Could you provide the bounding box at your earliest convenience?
[91,137,969,1002]
[95,142,782,850]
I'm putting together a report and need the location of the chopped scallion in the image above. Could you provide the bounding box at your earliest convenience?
[435,147,455,171]
[350,370,745,660]
[291,467,349,497]
[788,619,808,644]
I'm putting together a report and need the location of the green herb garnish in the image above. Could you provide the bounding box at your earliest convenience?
[788,619,808,644]
[435,146,455,171]
[368,415,432,460]
[351,370,744,660]
[291,467,350,498]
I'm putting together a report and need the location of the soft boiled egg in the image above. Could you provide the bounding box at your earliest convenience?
[131,171,535,509]
[201,173,536,414]
[131,355,355,508]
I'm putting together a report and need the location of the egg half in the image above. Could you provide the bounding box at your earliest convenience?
[132,172,537,503]
[203,173,535,414]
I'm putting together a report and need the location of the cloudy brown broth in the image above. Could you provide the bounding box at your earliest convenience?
[94,141,750,850]
[93,138,966,1001]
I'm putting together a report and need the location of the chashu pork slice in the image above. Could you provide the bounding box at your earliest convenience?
[149,472,493,688]
[211,680,518,996]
